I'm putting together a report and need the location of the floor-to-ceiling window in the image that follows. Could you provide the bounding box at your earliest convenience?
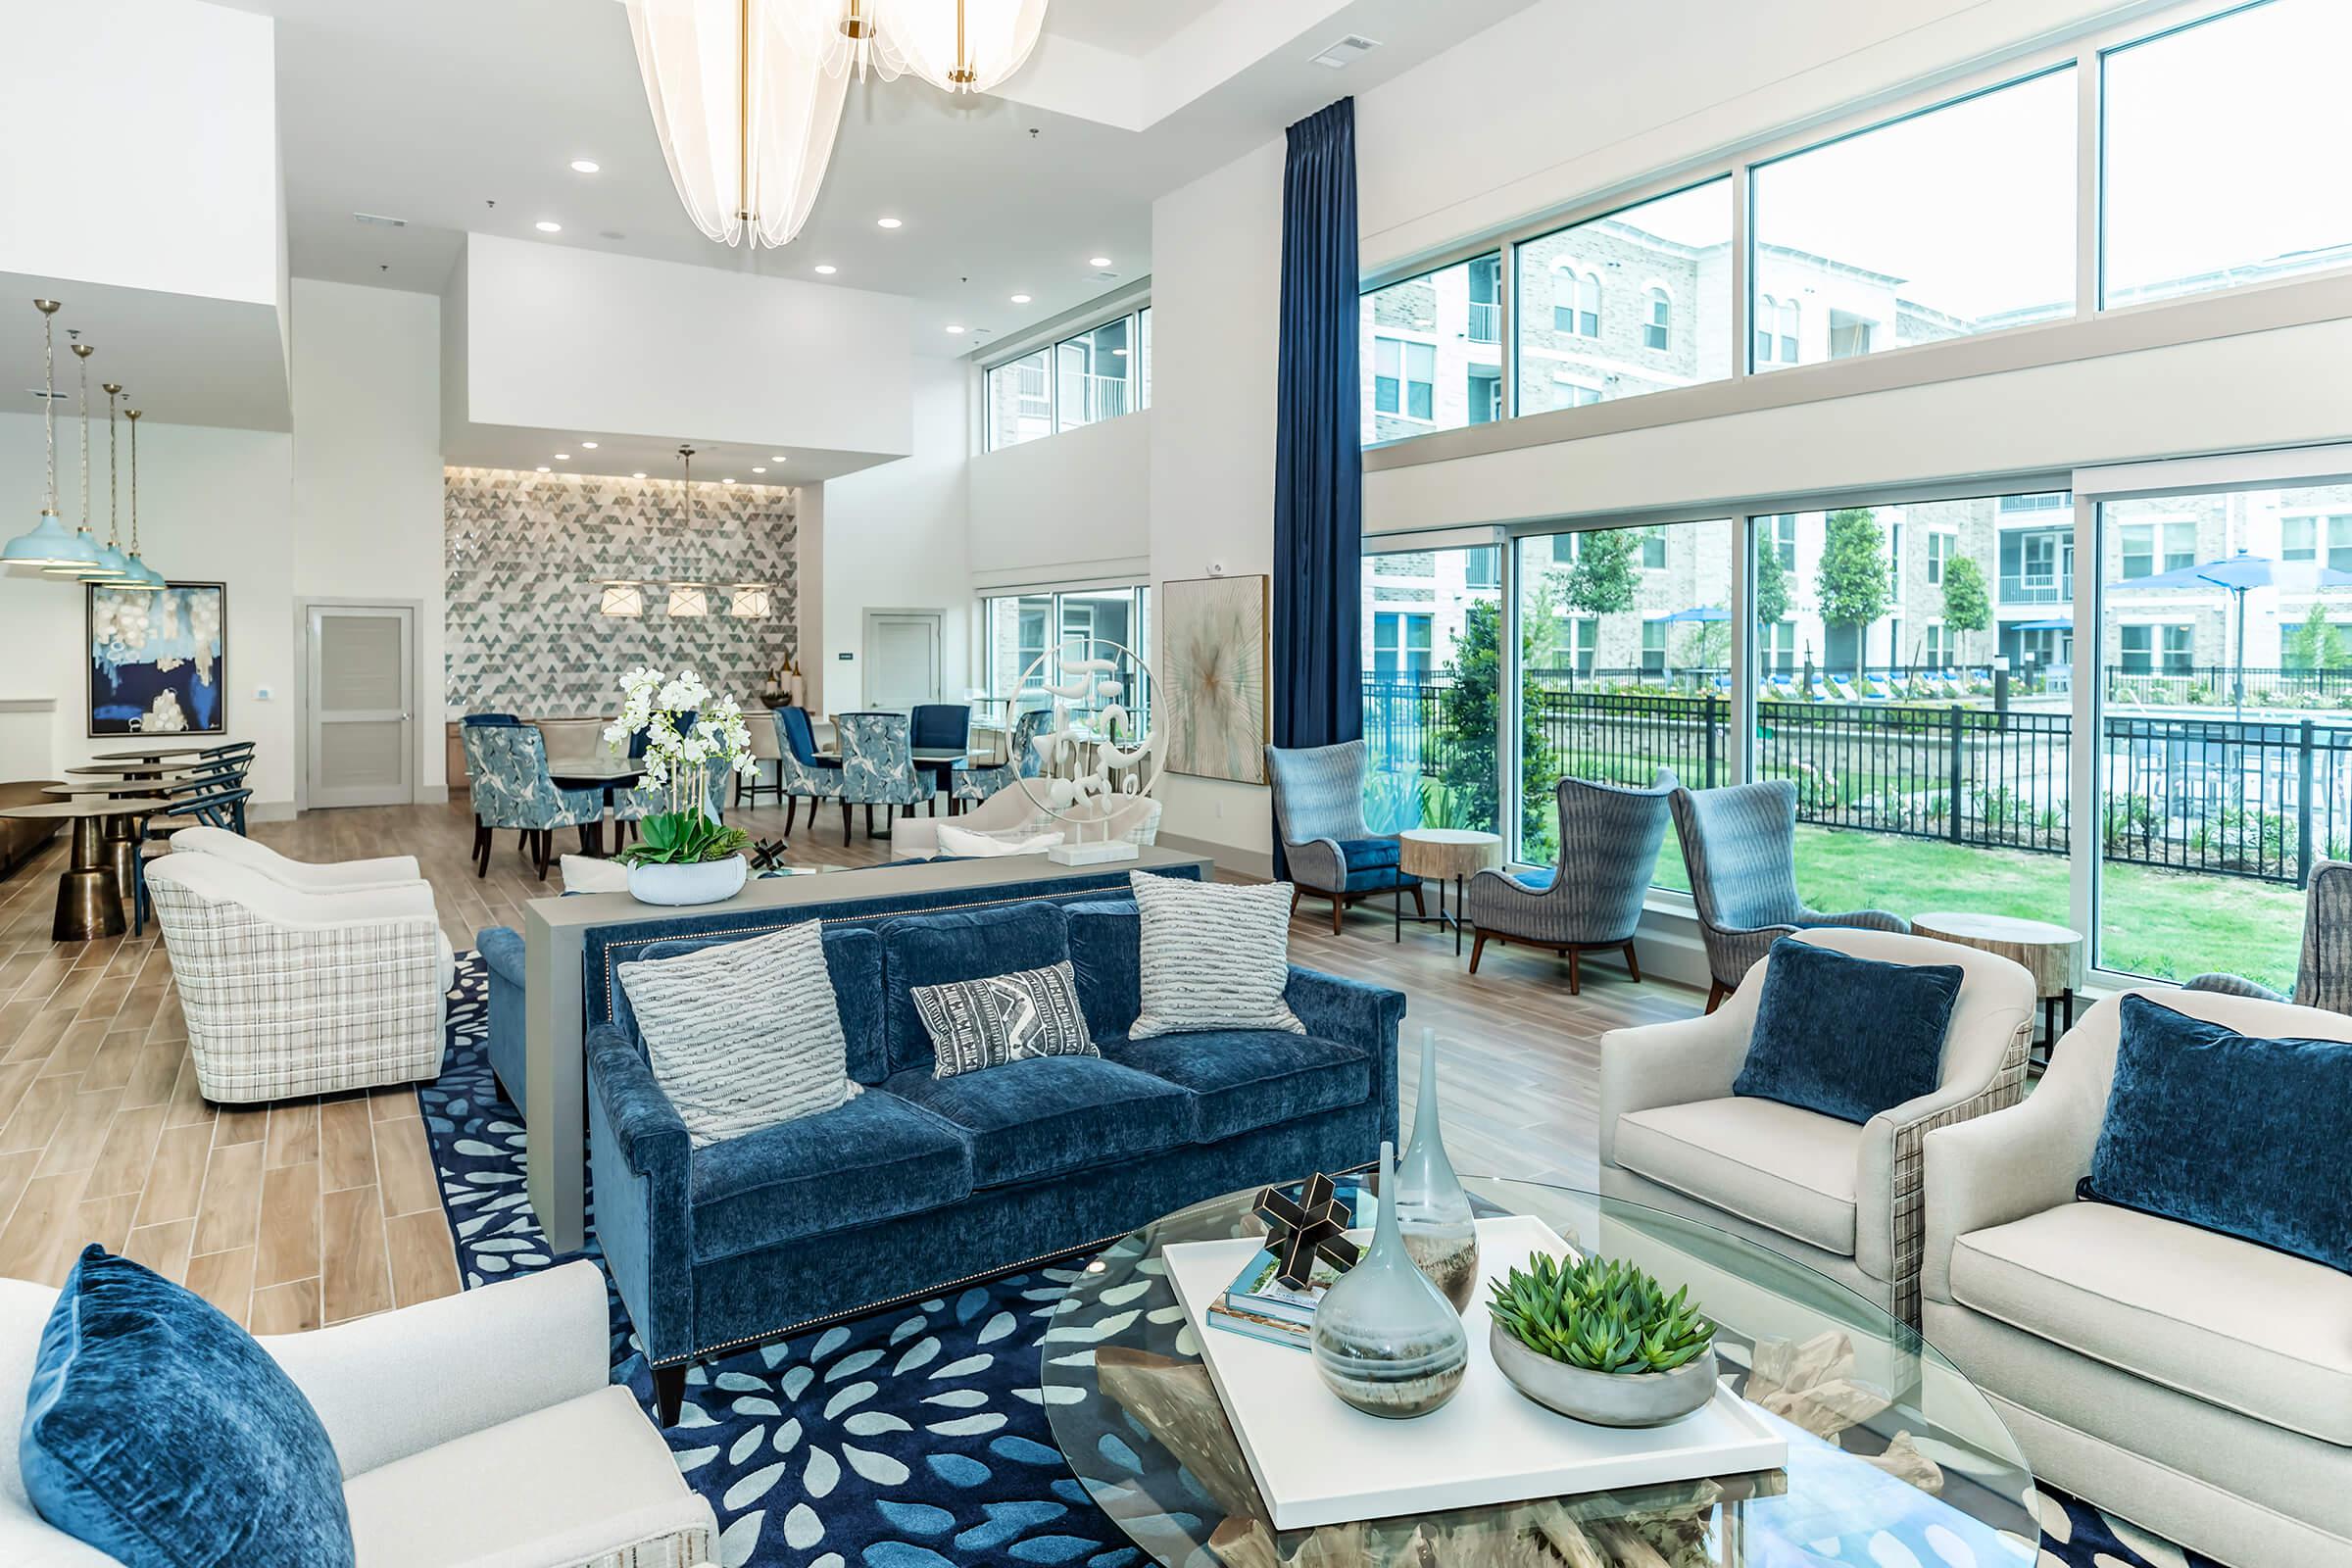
[2093,477,2352,989]
[1358,546,1502,834]
[1359,253,1505,446]
[980,585,1152,731]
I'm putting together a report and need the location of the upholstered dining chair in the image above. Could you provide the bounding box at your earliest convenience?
[910,702,971,751]
[1465,770,1677,990]
[1600,926,2034,1328]
[464,723,603,881]
[1265,739,1424,933]
[2185,858,2352,1011]
[1671,779,1909,1010]
[836,710,935,840]
[950,707,1051,810]
[612,757,731,850]
[771,706,846,836]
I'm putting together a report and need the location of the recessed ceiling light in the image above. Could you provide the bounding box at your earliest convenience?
[770,454,787,462]
[753,466,766,474]
[1112,347,1128,357]
[569,159,601,174]
[1010,293,1032,304]
[723,476,736,484]
[632,470,647,479]
[554,453,571,461]
[1088,256,1111,268]
[580,440,599,449]
[876,217,903,229]
[535,220,563,233]
[814,264,838,274]
[946,324,966,334]
[536,466,551,473]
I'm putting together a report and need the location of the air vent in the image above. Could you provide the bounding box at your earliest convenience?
[1308,34,1379,69]
[353,211,409,227]
[1093,270,1119,282]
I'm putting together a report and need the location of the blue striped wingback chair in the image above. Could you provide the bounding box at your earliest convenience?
[1465,769,1677,991]
[465,724,604,881]
[1670,779,1910,1009]
[2185,858,2352,1011]
[837,710,935,839]
[1265,739,1424,933]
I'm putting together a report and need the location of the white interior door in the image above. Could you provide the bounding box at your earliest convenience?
[864,612,942,709]
[307,605,415,808]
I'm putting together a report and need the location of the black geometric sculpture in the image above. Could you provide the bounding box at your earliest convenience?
[1252,1172,1361,1291]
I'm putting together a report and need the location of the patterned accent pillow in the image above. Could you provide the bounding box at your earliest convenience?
[617,920,860,1147]
[1128,871,1304,1039]
[913,960,1098,1078]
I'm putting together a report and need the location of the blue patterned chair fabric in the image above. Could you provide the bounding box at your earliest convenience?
[836,711,935,808]
[465,725,603,832]
[614,758,731,824]
[951,708,1047,805]
[772,707,845,802]
[461,712,522,727]
[1670,779,1909,1004]
[1465,770,1677,988]
[2185,858,2352,1010]
[584,889,1404,1423]
[1264,740,1419,899]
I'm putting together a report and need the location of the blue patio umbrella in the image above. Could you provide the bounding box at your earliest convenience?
[2113,550,2352,714]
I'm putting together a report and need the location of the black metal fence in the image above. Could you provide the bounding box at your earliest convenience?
[1362,678,2352,887]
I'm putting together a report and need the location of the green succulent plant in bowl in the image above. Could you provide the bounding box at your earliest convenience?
[1486,1251,1721,1427]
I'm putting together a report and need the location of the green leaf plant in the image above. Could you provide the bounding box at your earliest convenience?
[1487,1252,1716,1375]
[614,809,751,868]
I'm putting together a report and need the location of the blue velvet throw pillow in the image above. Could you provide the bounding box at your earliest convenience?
[20,1246,355,1568]
[1733,938,1963,1124]
[2082,995,2352,1273]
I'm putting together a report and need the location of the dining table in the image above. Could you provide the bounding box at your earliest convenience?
[0,795,172,941]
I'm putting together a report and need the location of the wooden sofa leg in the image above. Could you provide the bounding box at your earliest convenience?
[654,1364,687,1427]
[1468,930,1489,974]
[1622,940,1642,984]
[1704,979,1727,1013]
[1567,946,1583,996]
[1290,888,1301,916]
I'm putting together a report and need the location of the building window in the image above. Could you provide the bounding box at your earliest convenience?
[1925,622,1948,664]
[2118,519,2196,580]
[1888,522,1905,598]
[1469,367,1501,425]
[1753,65,2076,371]
[1758,618,1797,672]
[982,587,1150,711]
[1552,376,1603,408]
[1777,298,1798,364]
[2282,514,2352,571]
[1755,296,1802,365]
[1373,337,1438,422]
[1641,530,1667,570]
[1357,252,1500,445]
[1054,314,1138,432]
[1371,612,1435,681]
[1928,530,1953,585]
[1552,264,1601,337]
[1643,286,1672,350]
[1765,514,1797,569]
[1640,617,1669,675]
[2118,622,2194,674]
[984,350,1054,450]
[1464,547,1501,590]
[1468,255,1501,345]
[2000,527,2075,604]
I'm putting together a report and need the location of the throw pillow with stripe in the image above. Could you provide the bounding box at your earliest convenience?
[617,920,860,1148]
[1128,871,1305,1038]
[912,960,1097,1078]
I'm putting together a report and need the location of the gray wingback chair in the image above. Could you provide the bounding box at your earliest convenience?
[1671,779,1909,1009]
[2184,858,2352,1011]
[1265,739,1424,933]
[1465,770,1676,991]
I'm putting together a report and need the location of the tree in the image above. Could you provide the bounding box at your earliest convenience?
[1680,620,1729,672]
[2288,601,2347,671]
[1438,601,1559,859]
[1752,535,1790,632]
[1559,529,1643,617]
[1815,507,1890,680]
[1939,555,1991,664]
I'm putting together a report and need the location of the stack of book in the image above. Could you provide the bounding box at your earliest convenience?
[1206,1248,1345,1348]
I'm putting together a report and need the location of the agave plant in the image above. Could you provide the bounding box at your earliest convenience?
[619,809,750,867]
[1487,1252,1715,1375]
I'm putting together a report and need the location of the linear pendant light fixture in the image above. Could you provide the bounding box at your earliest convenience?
[85,381,138,582]
[42,334,111,577]
[665,444,709,618]
[116,407,164,591]
[3,300,86,566]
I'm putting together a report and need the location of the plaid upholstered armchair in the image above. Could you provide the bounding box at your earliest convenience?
[2185,858,2352,1011]
[1671,779,1910,1010]
[1465,770,1676,989]
[1265,740,1423,933]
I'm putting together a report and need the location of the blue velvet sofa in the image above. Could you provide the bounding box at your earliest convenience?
[586,888,1404,1423]
[478,925,527,1109]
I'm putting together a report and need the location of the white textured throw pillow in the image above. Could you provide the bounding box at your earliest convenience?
[616,921,860,1148]
[936,823,1062,858]
[1128,871,1304,1038]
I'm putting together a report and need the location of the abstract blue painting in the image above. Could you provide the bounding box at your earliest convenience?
[86,582,226,737]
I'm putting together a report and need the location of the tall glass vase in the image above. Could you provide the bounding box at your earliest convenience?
[1394,1027,1480,1311]
[1309,1142,1469,1419]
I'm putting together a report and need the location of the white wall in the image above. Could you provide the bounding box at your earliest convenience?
[969,411,1152,585]
[819,358,974,710]
[289,278,447,796]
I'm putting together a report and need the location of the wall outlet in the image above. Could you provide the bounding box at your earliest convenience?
[254,685,274,702]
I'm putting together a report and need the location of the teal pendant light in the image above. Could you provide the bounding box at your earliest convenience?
[2,300,89,567]
[43,337,118,578]
[116,407,164,591]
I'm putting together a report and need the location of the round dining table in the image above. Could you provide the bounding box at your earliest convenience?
[0,795,172,941]
[546,759,647,858]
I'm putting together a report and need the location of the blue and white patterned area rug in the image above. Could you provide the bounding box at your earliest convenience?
[422,956,2215,1568]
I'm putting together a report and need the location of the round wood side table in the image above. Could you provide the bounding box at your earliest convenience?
[1396,828,1504,955]
[1912,909,2085,1066]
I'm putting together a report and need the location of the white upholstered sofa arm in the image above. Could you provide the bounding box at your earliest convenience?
[171,826,423,891]
[265,1261,612,1480]
[1919,1089,2093,1309]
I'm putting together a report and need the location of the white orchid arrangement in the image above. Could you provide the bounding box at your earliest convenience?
[603,667,759,865]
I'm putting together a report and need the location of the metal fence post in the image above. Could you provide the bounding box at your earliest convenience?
[1947,705,1964,844]
[2299,717,2317,889]
[1705,698,1719,788]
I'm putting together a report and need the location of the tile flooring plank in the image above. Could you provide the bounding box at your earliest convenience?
[122,1217,196,1284]
[255,1160,321,1289]
[184,1247,256,1328]
[320,1186,393,1324]
[190,1139,265,1257]
[79,1103,169,1200]
[373,1119,443,1218]
[384,1209,462,1308]
[134,1121,216,1229]
[265,1102,320,1168]
[319,1098,377,1193]
[249,1277,322,1336]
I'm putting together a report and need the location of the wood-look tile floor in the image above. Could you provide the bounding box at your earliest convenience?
[0,792,1703,1326]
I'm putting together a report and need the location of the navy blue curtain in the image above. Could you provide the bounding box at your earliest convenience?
[1271,98,1362,878]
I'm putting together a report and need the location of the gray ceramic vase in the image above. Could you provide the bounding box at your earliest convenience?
[1487,1318,1720,1428]
[626,855,749,906]
[1308,1142,1469,1420]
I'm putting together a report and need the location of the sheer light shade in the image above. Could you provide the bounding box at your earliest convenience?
[728,582,773,617]
[625,0,850,250]
[600,581,647,617]
[879,0,1048,93]
[667,583,710,617]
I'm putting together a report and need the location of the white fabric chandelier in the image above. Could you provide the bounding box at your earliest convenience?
[625,0,1049,250]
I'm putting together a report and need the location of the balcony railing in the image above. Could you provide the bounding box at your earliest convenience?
[1999,571,2074,605]
[1063,371,1133,425]
[1468,301,1499,344]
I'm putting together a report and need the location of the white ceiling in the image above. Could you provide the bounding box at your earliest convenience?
[1048,0,1228,56]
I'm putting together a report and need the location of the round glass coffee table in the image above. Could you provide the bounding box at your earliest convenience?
[1043,1176,2036,1566]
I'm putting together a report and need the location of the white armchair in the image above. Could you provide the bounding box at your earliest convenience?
[144,852,453,1103]
[1921,987,2352,1565]
[1598,927,2032,1326]
[169,825,423,891]
[0,1261,718,1568]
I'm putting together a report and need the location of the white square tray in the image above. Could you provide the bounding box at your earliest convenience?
[1165,1212,1788,1531]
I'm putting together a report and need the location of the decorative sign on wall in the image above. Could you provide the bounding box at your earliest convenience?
[87,581,227,737]
[445,468,800,717]
[1160,573,1270,784]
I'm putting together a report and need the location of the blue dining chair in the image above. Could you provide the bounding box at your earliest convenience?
[835,711,934,841]
[464,724,604,881]
[773,707,845,838]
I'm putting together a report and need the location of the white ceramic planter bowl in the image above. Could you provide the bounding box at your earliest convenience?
[1487,1319,1719,1428]
[626,855,749,906]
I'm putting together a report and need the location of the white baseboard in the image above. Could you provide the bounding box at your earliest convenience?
[249,801,297,824]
